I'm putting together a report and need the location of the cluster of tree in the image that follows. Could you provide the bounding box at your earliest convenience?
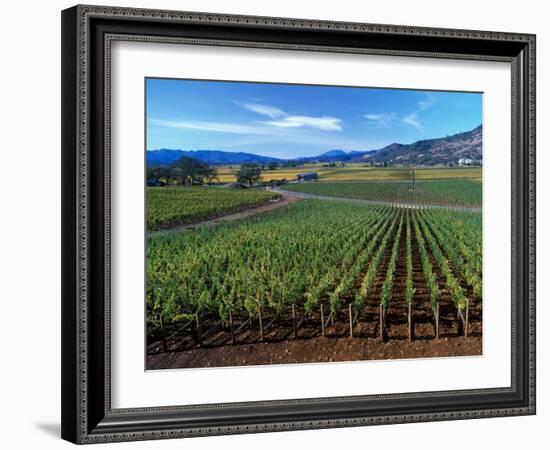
[148,158,291,188]
[235,164,262,186]
[236,164,289,187]
[256,161,286,171]
[365,160,389,167]
[147,156,218,186]
[321,162,346,168]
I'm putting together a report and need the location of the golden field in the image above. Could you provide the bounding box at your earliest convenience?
[214,163,482,183]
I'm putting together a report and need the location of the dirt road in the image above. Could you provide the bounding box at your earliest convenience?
[151,191,300,235]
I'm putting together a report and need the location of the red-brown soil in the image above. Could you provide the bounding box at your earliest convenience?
[147,294,482,370]
[147,335,481,370]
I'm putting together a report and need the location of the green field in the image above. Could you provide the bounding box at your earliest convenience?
[147,186,279,229]
[282,179,482,207]
[147,200,482,330]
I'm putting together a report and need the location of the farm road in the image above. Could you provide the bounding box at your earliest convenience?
[274,188,482,213]
[151,192,300,235]
[151,187,480,236]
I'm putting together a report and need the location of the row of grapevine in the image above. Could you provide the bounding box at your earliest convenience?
[416,212,468,311]
[419,210,482,301]
[283,179,482,207]
[305,206,391,314]
[405,210,415,305]
[354,210,400,309]
[327,209,395,314]
[411,210,440,311]
[147,200,481,345]
[380,211,404,309]
[148,201,392,329]
[147,186,279,228]
[425,209,482,280]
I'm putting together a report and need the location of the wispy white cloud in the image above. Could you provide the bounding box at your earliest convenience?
[403,113,422,130]
[239,102,286,119]
[151,119,275,135]
[400,93,437,129]
[417,93,437,111]
[263,115,343,131]
[153,99,345,147]
[364,113,395,128]
[237,101,343,131]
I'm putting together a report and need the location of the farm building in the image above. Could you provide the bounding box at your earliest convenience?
[458,157,481,167]
[297,172,319,182]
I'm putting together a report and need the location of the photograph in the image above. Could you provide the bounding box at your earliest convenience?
[145,78,483,370]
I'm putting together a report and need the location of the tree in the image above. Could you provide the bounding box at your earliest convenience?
[147,165,171,181]
[236,164,262,186]
[171,156,214,186]
[204,166,219,185]
[147,156,218,186]
[267,161,278,171]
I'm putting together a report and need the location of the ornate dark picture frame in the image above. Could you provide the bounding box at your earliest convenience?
[61,4,536,444]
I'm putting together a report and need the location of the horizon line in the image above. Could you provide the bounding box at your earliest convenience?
[146,123,482,158]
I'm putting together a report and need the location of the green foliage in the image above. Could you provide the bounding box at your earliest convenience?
[355,210,400,308]
[283,179,482,207]
[147,187,278,228]
[147,200,482,330]
[236,164,262,186]
[380,211,404,309]
[148,156,218,185]
[148,201,395,325]
[405,210,416,305]
[412,210,439,311]
[325,208,395,314]
[420,210,482,302]
[416,211,468,311]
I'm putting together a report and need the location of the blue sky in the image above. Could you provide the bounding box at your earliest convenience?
[146,78,482,159]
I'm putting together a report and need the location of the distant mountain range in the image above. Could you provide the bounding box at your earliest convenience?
[295,149,377,164]
[147,149,283,166]
[147,125,482,167]
[146,148,376,166]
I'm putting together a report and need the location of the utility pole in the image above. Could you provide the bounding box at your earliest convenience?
[411,165,416,191]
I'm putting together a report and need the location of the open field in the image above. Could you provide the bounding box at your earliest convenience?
[147,199,482,367]
[214,164,482,183]
[147,186,279,229]
[283,179,482,207]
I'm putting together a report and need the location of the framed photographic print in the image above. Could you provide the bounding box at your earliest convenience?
[61,4,536,444]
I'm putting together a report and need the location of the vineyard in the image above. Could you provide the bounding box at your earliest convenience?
[147,199,482,356]
[282,179,482,207]
[147,186,279,229]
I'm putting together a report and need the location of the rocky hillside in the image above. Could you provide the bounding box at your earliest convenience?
[369,125,482,166]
